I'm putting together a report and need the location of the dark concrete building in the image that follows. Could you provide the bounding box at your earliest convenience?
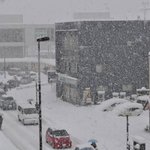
[55,20,150,105]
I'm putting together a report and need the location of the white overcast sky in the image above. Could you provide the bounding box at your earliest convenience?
[0,0,149,24]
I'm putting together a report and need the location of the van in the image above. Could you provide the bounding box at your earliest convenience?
[17,103,38,125]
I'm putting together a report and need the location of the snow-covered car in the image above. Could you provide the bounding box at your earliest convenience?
[7,79,20,88]
[0,95,17,110]
[74,143,95,150]
[136,95,150,107]
[46,128,72,149]
[114,102,143,116]
[100,98,128,111]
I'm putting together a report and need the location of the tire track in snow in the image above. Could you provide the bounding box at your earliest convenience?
[2,111,38,150]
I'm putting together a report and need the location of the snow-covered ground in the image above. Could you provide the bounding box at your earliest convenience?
[0,73,150,150]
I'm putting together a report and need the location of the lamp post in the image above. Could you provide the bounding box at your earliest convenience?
[36,36,50,150]
[126,115,130,150]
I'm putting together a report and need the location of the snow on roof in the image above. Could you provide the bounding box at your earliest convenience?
[1,94,13,98]
[112,92,119,96]
[137,95,150,102]
[137,87,150,92]
[9,67,21,71]
[17,103,36,109]
[132,135,145,144]
[120,92,126,95]
[75,143,95,149]
[0,73,14,83]
[97,91,105,94]
[116,102,143,109]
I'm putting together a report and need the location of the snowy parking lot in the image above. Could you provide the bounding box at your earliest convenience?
[0,73,150,150]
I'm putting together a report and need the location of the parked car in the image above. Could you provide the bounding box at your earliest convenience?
[100,98,128,111]
[7,79,20,89]
[8,67,21,76]
[20,75,33,84]
[0,95,17,110]
[136,95,150,107]
[114,102,143,116]
[46,128,72,149]
[74,143,95,150]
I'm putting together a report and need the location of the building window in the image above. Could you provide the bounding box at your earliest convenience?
[97,85,108,92]
[96,64,103,73]
[71,63,78,73]
[122,84,132,91]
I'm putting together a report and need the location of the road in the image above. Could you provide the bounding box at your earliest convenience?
[1,79,81,150]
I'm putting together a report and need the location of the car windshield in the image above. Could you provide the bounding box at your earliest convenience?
[24,108,37,114]
[53,130,68,136]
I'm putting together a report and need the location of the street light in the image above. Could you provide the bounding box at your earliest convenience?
[36,36,50,150]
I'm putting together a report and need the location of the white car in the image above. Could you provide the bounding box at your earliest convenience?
[100,98,128,111]
[74,143,95,150]
[114,102,143,116]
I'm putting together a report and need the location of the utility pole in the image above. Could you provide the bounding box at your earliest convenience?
[126,115,130,150]
[37,36,49,150]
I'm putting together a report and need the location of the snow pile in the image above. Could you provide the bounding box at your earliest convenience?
[99,98,128,111]
[113,102,143,116]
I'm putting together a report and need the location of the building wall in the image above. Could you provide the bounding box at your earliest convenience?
[56,20,150,104]
[0,24,55,58]
[24,24,55,58]
[0,25,25,58]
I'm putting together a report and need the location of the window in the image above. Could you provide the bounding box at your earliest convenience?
[71,63,78,73]
[96,64,103,73]
[24,108,37,114]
